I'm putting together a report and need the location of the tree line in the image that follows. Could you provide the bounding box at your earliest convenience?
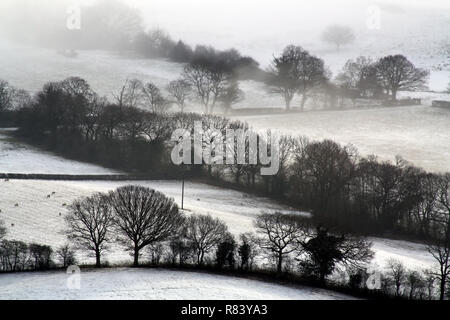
[269,46,428,111]
[2,186,449,299]
[1,71,447,299]
[0,186,373,293]
[9,75,449,242]
[1,48,429,126]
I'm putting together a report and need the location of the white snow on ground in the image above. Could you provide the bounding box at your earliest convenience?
[0,129,119,174]
[0,179,304,264]
[235,105,450,173]
[0,179,437,271]
[370,238,435,271]
[64,180,308,234]
[0,268,354,300]
[0,41,184,98]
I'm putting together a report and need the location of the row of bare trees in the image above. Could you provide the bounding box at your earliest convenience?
[336,55,429,101]
[0,218,76,272]
[63,186,373,284]
[0,80,31,114]
[113,48,428,115]
[14,78,450,241]
[268,46,429,111]
[116,70,243,115]
[380,259,442,300]
[2,199,448,298]
[0,238,65,272]
[66,185,183,267]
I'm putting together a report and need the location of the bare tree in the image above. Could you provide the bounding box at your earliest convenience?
[375,55,429,100]
[56,244,77,268]
[147,242,165,265]
[406,270,425,300]
[255,212,308,273]
[141,112,174,143]
[321,25,355,51]
[0,240,28,272]
[167,79,191,113]
[412,172,440,237]
[65,193,113,267]
[182,62,229,114]
[387,258,407,297]
[336,56,380,98]
[184,214,229,265]
[268,46,305,110]
[297,54,329,110]
[114,78,144,108]
[422,269,436,300]
[142,82,170,113]
[81,97,108,142]
[0,81,31,112]
[168,232,192,266]
[11,88,31,110]
[60,76,96,100]
[108,185,183,267]
[219,78,245,115]
[268,46,328,110]
[427,174,450,300]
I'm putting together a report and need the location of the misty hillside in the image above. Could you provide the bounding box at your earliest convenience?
[0,0,449,91]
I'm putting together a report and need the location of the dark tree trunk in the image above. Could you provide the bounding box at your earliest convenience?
[277,252,283,274]
[439,278,446,301]
[95,250,101,268]
[133,247,140,267]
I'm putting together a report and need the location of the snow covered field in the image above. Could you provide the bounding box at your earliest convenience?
[236,105,450,173]
[0,119,442,272]
[1,40,449,173]
[0,0,448,301]
[0,41,184,99]
[0,178,437,271]
[0,179,302,264]
[0,129,119,174]
[0,268,354,300]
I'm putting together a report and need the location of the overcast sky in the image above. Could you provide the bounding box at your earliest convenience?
[0,0,448,65]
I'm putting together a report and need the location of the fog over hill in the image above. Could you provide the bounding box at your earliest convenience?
[0,0,449,90]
